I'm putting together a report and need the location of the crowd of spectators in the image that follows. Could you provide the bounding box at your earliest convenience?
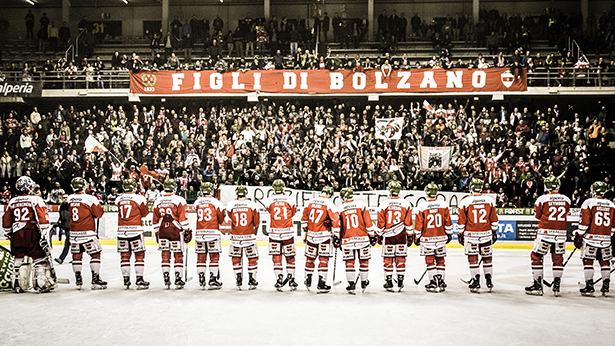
[0,97,612,208]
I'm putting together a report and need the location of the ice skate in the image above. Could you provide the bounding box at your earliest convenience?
[163,272,171,289]
[304,274,312,291]
[208,273,222,290]
[580,279,595,297]
[91,271,107,290]
[236,273,243,289]
[317,276,330,294]
[383,275,394,292]
[248,273,258,290]
[469,274,481,293]
[397,274,404,292]
[274,274,285,291]
[552,277,561,297]
[525,278,543,296]
[75,271,83,290]
[174,272,185,289]
[136,276,149,290]
[199,272,207,289]
[123,276,131,289]
[361,279,369,293]
[485,273,494,292]
[434,274,446,292]
[346,280,356,295]
[601,278,610,297]
[425,278,438,293]
[288,275,298,291]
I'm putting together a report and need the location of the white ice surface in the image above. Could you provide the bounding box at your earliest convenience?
[1,245,614,346]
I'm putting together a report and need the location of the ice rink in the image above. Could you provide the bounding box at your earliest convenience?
[1,244,614,346]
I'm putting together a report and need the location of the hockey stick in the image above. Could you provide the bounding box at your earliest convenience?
[183,233,193,283]
[31,201,69,285]
[414,268,427,285]
[331,246,342,286]
[543,248,577,288]
[460,258,484,284]
[594,268,615,285]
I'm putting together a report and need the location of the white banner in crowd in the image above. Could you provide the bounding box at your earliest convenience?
[375,118,404,140]
[419,146,453,171]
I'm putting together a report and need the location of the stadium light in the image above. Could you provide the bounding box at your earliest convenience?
[25,0,35,5]
[122,0,128,4]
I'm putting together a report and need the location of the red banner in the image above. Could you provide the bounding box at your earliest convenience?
[130,68,526,95]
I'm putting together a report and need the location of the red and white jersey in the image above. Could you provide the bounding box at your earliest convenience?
[336,199,376,250]
[116,192,149,238]
[2,195,50,235]
[376,197,413,238]
[457,194,498,244]
[578,197,615,248]
[301,195,340,244]
[194,196,225,242]
[68,193,104,244]
[264,194,297,241]
[152,193,189,233]
[226,199,260,247]
[534,192,571,243]
[414,199,453,249]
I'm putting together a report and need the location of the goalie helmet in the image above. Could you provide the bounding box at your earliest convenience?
[544,175,560,192]
[272,179,285,194]
[71,177,86,192]
[387,181,402,197]
[424,183,438,198]
[163,178,177,192]
[469,178,484,194]
[15,176,35,194]
[591,181,607,197]
[321,186,334,198]
[340,187,354,201]
[123,179,137,192]
[200,182,214,195]
[236,185,248,198]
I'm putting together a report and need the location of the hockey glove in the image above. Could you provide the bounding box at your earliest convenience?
[407,234,415,246]
[369,235,379,247]
[332,235,341,248]
[183,231,192,244]
[446,233,452,244]
[491,231,498,244]
[573,233,583,249]
[414,236,421,246]
[457,232,465,246]
[323,219,332,230]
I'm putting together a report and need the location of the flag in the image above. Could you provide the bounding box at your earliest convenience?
[85,135,108,153]
[139,164,161,184]
[422,100,434,112]
[419,146,453,171]
[375,117,404,140]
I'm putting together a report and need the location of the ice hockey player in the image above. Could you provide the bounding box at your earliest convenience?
[301,186,340,293]
[575,181,615,297]
[193,182,225,290]
[67,177,106,289]
[376,181,413,292]
[335,187,378,294]
[457,178,499,293]
[226,185,260,290]
[116,178,150,290]
[153,178,190,289]
[2,176,53,293]
[415,183,453,292]
[264,180,298,291]
[525,176,570,296]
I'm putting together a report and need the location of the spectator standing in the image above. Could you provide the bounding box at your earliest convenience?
[322,12,330,42]
[25,9,35,40]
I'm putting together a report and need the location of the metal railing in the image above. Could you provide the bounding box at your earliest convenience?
[65,44,74,63]
[527,66,613,88]
[75,29,88,59]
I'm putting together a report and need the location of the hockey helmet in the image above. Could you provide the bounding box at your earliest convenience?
[387,181,402,196]
[469,178,484,193]
[591,181,607,197]
[200,182,214,195]
[15,176,35,194]
[163,178,177,192]
[236,185,248,198]
[321,186,334,198]
[71,177,86,192]
[272,179,285,194]
[123,179,137,192]
[544,175,560,192]
[424,183,438,198]
[340,187,354,200]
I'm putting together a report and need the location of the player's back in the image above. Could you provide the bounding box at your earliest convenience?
[68,193,103,232]
[264,194,296,229]
[579,197,615,238]
[194,196,225,230]
[116,192,149,237]
[415,199,452,239]
[457,194,498,233]
[227,199,260,235]
[2,195,48,233]
[339,200,373,238]
[302,196,339,233]
[377,197,412,236]
[153,193,188,229]
[534,193,571,231]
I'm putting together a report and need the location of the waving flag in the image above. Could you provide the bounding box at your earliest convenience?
[419,146,453,171]
[422,100,434,112]
[85,135,108,153]
[375,118,404,140]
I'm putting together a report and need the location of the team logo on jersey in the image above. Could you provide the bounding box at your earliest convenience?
[141,73,157,87]
[501,71,515,88]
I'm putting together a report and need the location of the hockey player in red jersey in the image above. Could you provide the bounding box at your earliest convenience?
[525,176,570,296]
[301,186,340,293]
[335,187,378,294]
[457,178,499,293]
[153,178,190,289]
[2,176,53,293]
[67,177,106,289]
[194,182,225,290]
[415,183,453,292]
[376,181,413,292]
[264,180,298,291]
[226,185,261,290]
[116,179,150,290]
[575,181,615,297]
